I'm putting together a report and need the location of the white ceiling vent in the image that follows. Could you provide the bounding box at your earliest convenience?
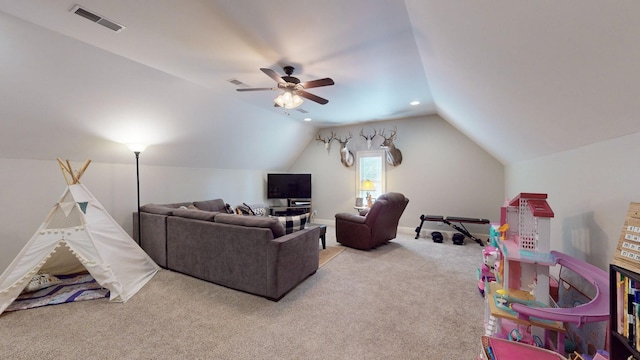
[228,79,246,86]
[70,5,125,32]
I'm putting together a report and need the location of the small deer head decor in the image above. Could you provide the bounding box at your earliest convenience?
[315,131,336,153]
[379,126,403,166]
[359,128,377,149]
[336,132,355,167]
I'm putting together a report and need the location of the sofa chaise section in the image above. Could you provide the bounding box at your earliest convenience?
[167,214,320,300]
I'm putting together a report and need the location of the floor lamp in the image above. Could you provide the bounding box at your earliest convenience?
[128,144,147,245]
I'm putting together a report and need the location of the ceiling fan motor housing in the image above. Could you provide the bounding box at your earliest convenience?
[281,66,300,84]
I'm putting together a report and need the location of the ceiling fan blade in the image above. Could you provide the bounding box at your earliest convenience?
[260,68,284,83]
[236,87,278,92]
[300,78,334,89]
[297,90,329,105]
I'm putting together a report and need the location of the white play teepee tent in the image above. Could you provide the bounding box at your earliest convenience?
[0,159,159,315]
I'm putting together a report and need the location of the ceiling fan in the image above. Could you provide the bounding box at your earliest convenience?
[237,66,334,108]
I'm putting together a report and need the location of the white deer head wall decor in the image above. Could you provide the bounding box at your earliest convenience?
[379,126,403,166]
[336,132,355,167]
[315,131,336,153]
[359,128,377,149]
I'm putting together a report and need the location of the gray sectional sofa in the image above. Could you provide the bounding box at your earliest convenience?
[134,199,320,301]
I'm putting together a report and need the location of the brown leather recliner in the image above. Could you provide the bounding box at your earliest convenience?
[335,192,409,250]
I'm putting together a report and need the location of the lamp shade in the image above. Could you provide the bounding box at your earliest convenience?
[362,179,375,191]
[127,143,147,153]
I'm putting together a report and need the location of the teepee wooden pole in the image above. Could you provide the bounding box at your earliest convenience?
[65,159,78,184]
[57,158,72,185]
[75,159,91,181]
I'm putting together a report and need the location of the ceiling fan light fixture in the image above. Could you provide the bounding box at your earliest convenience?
[274,91,303,109]
[290,94,303,108]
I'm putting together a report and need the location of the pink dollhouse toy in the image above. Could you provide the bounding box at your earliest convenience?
[501,193,555,305]
[482,193,609,356]
[478,246,500,296]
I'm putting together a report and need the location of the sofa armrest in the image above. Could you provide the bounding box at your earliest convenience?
[335,212,372,250]
[266,226,321,300]
[140,204,177,215]
[136,212,169,267]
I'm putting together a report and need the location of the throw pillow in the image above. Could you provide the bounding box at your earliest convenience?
[224,203,235,214]
[251,206,267,216]
[23,273,62,293]
[236,203,269,216]
[272,213,310,234]
[235,203,255,215]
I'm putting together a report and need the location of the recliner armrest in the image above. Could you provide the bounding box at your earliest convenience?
[335,212,366,224]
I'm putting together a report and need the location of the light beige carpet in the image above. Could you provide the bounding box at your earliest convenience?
[319,245,345,268]
[0,227,485,359]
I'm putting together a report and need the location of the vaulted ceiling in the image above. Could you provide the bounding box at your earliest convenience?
[1,1,638,169]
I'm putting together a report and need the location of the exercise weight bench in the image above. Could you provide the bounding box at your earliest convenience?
[415,215,490,246]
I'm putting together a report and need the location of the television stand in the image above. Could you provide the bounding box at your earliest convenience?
[269,198,312,216]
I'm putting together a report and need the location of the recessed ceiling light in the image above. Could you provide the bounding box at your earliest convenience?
[304,118,312,122]
[410,100,420,106]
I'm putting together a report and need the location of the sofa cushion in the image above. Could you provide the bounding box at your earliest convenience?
[272,213,310,234]
[193,198,226,212]
[214,213,286,238]
[141,204,178,215]
[172,208,218,221]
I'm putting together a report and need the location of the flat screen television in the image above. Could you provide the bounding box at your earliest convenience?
[267,173,311,199]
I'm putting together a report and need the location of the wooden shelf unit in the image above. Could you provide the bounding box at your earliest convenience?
[610,264,640,360]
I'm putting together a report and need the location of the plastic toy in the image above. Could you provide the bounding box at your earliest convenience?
[482,193,609,356]
[478,246,501,296]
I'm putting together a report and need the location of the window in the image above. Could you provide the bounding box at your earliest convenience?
[356,150,385,202]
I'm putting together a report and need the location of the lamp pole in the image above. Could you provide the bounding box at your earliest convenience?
[128,144,147,245]
[134,150,141,245]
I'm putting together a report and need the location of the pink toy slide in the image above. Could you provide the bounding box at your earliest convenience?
[510,251,609,326]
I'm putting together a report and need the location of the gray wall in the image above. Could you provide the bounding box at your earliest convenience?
[505,131,640,270]
[288,115,505,232]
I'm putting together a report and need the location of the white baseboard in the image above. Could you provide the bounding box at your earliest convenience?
[316,220,488,242]
[312,218,334,226]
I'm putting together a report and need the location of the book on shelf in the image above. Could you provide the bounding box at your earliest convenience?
[615,268,640,350]
[618,271,625,334]
[636,302,640,350]
[625,276,629,338]
[628,279,635,347]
